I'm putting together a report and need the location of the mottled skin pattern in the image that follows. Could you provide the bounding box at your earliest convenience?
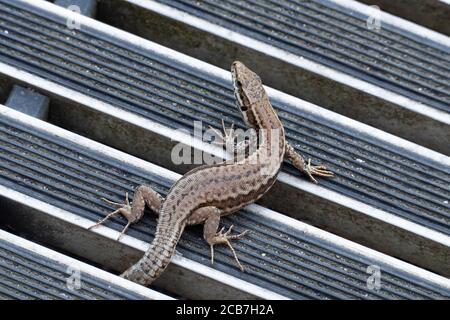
[89,61,333,286]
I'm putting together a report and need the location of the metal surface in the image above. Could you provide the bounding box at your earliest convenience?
[152,0,450,104]
[5,85,49,119]
[0,229,172,300]
[0,0,448,276]
[0,105,449,300]
[95,0,450,155]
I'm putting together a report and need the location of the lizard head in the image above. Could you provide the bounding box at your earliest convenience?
[231,61,266,129]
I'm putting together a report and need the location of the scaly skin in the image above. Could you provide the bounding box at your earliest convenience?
[89,61,333,286]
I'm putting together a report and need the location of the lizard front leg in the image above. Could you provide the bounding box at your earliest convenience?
[188,206,249,271]
[285,142,334,184]
[89,186,164,240]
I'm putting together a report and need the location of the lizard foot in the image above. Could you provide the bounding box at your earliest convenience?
[304,158,334,184]
[208,120,254,160]
[209,225,249,271]
[89,192,133,241]
[208,119,236,148]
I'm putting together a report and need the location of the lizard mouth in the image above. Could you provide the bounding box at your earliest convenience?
[231,67,244,109]
[230,61,252,118]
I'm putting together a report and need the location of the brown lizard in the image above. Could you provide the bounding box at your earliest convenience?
[89,61,333,286]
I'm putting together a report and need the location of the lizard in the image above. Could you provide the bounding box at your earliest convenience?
[89,61,333,286]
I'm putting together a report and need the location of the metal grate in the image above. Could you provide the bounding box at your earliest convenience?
[0,237,156,300]
[0,113,448,299]
[152,0,450,113]
[0,0,447,236]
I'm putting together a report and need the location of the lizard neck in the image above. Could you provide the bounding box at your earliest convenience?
[247,98,286,165]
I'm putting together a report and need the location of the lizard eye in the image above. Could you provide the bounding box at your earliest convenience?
[239,94,248,111]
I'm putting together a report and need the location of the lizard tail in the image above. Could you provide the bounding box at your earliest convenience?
[120,228,182,286]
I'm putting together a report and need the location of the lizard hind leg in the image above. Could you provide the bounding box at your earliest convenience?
[191,206,249,271]
[209,224,248,272]
[89,192,133,240]
[90,186,164,240]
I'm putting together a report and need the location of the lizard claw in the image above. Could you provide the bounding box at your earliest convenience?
[209,225,249,272]
[100,192,131,208]
[305,158,334,184]
[91,192,133,241]
[208,119,236,147]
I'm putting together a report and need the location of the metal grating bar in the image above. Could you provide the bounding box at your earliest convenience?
[0,230,172,300]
